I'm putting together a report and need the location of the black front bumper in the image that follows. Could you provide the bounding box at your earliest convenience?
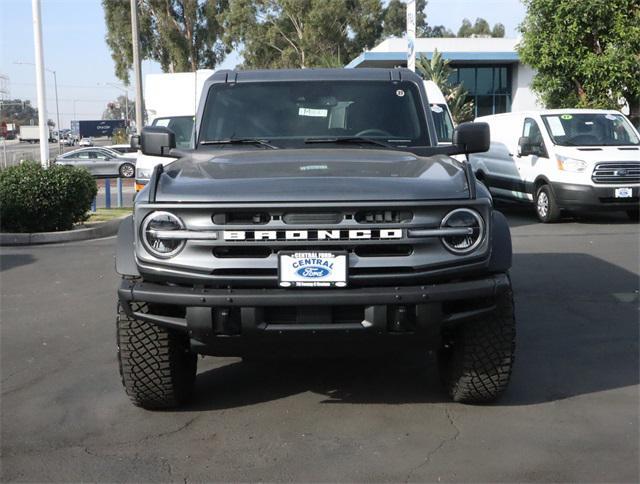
[553,183,639,210]
[118,274,510,356]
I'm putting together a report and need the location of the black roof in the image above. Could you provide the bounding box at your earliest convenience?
[209,68,423,84]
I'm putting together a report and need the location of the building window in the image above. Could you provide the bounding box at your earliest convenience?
[448,65,512,118]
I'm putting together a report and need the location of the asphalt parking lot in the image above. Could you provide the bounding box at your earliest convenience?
[1,206,638,482]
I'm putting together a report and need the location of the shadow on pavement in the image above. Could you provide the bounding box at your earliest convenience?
[0,253,36,272]
[180,252,638,411]
[496,200,638,228]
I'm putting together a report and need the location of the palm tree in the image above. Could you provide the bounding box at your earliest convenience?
[416,49,474,124]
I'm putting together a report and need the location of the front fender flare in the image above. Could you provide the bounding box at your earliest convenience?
[489,210,512,272]
[115,215,140,277]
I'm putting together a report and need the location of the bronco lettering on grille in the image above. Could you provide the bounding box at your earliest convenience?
[222,229,402,241]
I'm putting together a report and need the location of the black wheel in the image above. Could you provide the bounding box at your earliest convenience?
[119,163,135,178]
[535,184,561,223]
[438,284,516,404]
[626,209,639,222]
[117,302,197,409]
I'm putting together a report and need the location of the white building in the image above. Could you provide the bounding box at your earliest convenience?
[346,37,540,117]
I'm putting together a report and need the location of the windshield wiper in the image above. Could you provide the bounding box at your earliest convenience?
[200,138,278,149]
[304,136,397,149]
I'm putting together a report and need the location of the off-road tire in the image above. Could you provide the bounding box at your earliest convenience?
[535,184,561,223]
[117,302,197,409]
[438,285,516,404]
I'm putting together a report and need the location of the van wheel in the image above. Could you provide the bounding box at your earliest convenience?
[535,185,561,223]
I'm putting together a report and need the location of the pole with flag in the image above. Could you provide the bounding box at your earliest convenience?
[406,0,416,72]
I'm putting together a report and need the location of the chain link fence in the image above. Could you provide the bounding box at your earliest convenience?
[1,142,66,168]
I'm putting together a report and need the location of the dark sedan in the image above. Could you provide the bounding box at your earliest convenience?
[54,147,136,178]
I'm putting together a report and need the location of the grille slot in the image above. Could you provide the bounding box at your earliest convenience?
[283,212,343,224]
[212,212,270,225]
[354,245,413,257]
[592,162,640,184]
[355,210,413,223]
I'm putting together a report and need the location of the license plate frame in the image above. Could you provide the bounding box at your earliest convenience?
[615,187,633,198]
[278,251,348,288]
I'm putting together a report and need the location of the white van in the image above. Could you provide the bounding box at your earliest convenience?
[134,70,214,191]
[470,109,640,222]
[424,80,455,145]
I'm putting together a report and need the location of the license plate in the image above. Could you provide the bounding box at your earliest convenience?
[278,251,348,288]
[615,187,633,198]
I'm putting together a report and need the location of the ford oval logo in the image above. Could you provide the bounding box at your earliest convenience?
[296,266,330,278]
[616,169,628,176]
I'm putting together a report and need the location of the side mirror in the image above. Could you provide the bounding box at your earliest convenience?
[517,136,543,157]
[452,122,490,154]
[139,126,176,157]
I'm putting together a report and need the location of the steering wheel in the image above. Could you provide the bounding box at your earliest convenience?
[565,134,598,145]
[355,129,393,138]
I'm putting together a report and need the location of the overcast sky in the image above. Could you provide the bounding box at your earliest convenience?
[0,0,526,129]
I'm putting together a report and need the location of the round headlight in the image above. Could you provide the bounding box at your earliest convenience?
[141,211,185,258]
[440,208,484,254]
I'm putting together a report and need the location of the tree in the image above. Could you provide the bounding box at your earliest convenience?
[221,0,385,69]
[518,0,640,122]
[102,95,135,121]
[416,51,474,123]
[102,0,228,84]
[457,17,505,38]
[382,0,453,38]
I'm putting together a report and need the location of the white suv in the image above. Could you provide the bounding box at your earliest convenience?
[470,109,640,222]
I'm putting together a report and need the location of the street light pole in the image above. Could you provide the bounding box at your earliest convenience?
[14,62,63,155]
[130,0,145,133]
[31,0,49,167]
[51,69,62,154]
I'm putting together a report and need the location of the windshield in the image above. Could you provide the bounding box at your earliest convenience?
[198,81,428,147]
[152,116,194,149]
[430,103,454,143]
[541,113,640,146]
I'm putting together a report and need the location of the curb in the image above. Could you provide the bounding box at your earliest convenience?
[0,215,127,246]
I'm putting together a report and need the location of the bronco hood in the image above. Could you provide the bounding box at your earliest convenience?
[152,148,469,203]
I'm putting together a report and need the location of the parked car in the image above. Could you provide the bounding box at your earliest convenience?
[106,143,138,155]
[78,137,93,147]
[116,68,515,409]
[470,109,640,222]
[54,147,135,177]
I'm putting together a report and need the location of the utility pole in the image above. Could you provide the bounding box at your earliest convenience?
[31,0,49,167]
[130,0,144,134]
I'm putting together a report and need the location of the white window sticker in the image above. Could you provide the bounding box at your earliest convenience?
[154,119,170,127]
[396,89,405,97]
[298,107,328,117]
[430,104,443,113]
[547,116,565,136]
[605,114,617,121]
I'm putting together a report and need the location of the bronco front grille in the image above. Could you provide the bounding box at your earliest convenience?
[592,162,640,184]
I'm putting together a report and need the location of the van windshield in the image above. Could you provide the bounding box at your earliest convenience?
[152,116,194,149]
[198,81,428,147]
[541,113,639,147]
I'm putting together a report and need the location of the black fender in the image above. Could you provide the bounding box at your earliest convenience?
[488,210,512,272]
[115,215,140,277]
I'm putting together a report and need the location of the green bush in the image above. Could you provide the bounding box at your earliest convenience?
[0,162,98,233]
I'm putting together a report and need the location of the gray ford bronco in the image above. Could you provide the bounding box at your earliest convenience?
[116,68,515,409]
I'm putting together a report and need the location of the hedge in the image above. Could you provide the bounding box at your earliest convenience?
[0,162,98,233]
